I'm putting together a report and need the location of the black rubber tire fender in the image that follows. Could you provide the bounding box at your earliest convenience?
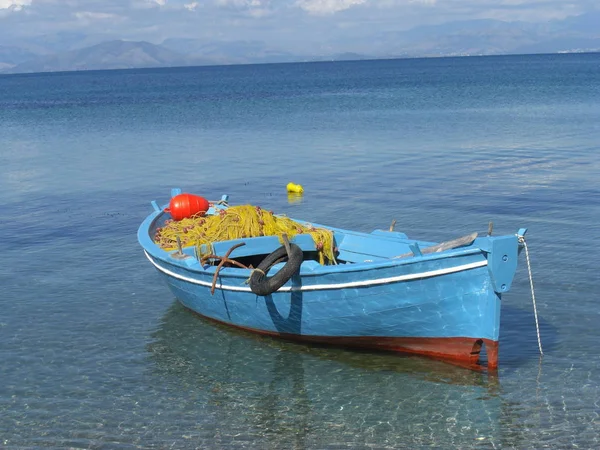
[249,244,304,296]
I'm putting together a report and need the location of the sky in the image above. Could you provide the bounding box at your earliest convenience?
[0,1,598,50]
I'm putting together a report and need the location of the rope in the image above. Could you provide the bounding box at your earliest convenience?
[519,235,543,356]
[244,268,265,285]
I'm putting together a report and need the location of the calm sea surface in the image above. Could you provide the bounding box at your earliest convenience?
[1,54,600,448]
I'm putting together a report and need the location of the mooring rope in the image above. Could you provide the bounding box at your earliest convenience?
[519,235,543,356]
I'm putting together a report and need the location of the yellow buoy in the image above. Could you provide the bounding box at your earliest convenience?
[286,182,304,193]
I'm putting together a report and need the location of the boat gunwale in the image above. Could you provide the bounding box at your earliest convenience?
[144,249,489,293]
[138,208,490,278]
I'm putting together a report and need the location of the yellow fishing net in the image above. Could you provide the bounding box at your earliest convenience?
[154,205,336,265]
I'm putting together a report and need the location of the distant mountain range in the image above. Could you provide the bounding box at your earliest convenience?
[1,11,599,74]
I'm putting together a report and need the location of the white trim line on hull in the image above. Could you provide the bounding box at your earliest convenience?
[144,251,488,293]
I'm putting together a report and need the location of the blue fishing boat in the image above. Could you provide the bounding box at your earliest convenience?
[138,188,529,369]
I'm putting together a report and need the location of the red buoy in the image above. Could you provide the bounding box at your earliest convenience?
[166,193,210,221]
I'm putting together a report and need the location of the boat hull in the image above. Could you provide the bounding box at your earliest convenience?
[182,308,498,369]
[148,251,503,369]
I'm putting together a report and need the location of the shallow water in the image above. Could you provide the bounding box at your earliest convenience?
[1,53,600,448]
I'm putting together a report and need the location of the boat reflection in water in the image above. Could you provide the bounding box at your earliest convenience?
[147,302,519,449]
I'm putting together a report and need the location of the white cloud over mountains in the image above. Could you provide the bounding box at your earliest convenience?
[0,0,598,48]
[1,0,595,16]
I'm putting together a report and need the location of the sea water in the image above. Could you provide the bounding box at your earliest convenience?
[1,53,599,448]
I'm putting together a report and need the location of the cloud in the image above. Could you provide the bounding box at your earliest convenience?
[74,11,118,20]
[74,11,122,25]
[184,2,198,11]
[213,0,273,18]
[216,0,269,7]
[0,0,31,10]
[295,0,367,15]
